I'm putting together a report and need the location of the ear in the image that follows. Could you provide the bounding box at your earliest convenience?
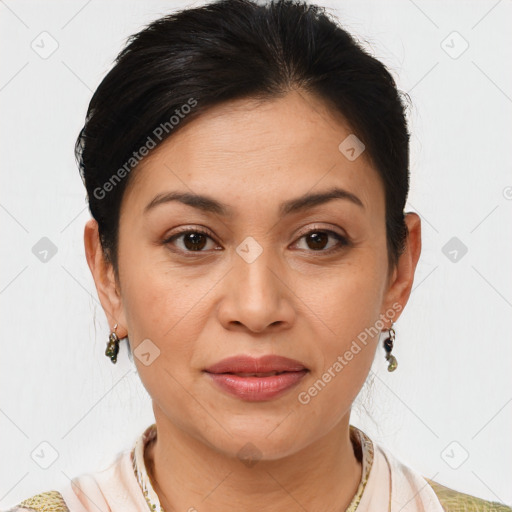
[381,212,422,326]
[84,218,128,337]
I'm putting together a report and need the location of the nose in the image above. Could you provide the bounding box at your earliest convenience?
[216,247,296,334]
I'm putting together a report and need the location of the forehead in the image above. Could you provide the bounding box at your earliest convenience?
[122,90,384,220]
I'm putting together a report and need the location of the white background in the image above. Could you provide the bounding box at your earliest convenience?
[1,0,511,508]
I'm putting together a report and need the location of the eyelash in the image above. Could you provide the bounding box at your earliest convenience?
[162,226,350,256]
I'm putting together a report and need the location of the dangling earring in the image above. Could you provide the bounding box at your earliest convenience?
[105,323,120,364]
[383,321,397,372]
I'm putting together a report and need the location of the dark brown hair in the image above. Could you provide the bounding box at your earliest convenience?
[76,0,411,279]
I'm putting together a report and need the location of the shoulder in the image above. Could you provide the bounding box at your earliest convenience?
[3,455,124,512]
[4,449,146,512]
[425,477,512,512]
[3,490,70,512]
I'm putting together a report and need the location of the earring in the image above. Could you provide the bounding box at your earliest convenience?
[383,321,397,372]
[105,323,120,364]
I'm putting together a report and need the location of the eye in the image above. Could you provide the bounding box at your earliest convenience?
[293,228,349,253]
[162,226,350,256]
[163,227,220,253]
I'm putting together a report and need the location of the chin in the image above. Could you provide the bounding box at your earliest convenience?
[202,421,308,462]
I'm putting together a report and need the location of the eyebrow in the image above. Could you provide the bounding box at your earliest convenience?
[143,186,364,217]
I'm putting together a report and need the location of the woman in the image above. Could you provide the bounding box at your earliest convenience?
[7,0,511,511]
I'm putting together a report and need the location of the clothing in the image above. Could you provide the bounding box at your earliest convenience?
[5,423,511,512]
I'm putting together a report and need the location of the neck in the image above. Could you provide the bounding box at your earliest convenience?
[144,407,363,512]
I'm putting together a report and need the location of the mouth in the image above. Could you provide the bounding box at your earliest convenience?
[222,371,291,377]
[205,368,309,402]
[203,355,309,401]
[204,370,308,401]
[204,354,308,375]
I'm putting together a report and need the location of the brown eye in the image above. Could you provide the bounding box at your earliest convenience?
[163,228,219,253]
[295,229,349,253]
[181,232,208,251]
[305,232,329,250]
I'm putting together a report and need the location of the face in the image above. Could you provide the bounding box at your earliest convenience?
[86,90,421,460]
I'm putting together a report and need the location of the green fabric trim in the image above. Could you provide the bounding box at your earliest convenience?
[425,478,512,512]
[8,490,70,512]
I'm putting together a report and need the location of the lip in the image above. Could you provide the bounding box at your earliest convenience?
[204,354,307,374]
[204,355,309,402]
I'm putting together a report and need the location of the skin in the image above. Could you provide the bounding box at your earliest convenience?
[84,89,421,512]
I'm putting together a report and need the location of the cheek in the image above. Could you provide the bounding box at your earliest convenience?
[119,246,182,327]
[120,262,203,408]
[307,258,385,340]
[296,354,371,441]
[119,251,220,374]
[296,271,381,424]
[298,255,384,402]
